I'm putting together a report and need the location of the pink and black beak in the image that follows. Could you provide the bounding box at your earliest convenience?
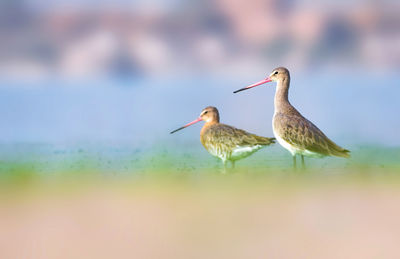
[233,77,272,93]
[170,117,202,134]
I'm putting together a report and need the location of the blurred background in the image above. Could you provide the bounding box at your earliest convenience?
[0,0,399,143]
[1,1,400,258]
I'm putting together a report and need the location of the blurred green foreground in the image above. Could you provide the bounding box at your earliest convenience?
[0,143,399,259]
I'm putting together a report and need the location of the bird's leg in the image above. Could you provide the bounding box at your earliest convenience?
[293,155,297,170]
[301,155,306,170]
[222,160,227,174]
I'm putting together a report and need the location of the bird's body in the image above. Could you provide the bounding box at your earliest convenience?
[234,67,349,169]
[171,106,275,172]
[201,122,274,164]
[272,106,349,159]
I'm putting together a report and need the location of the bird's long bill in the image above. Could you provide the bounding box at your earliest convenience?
[170,117,202,134]
[233,77,272,93]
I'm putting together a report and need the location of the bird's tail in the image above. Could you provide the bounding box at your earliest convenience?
[332,148,351,158]
[252,135,276,146]
[328,141,351,158]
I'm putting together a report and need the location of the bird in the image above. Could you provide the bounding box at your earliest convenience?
[170,106,275,172]
[233,67,350,169]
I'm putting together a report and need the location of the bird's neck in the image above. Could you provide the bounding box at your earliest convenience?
[200,120,218,136]
[274,77,291,114]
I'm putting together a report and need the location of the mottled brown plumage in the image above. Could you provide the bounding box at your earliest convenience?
[171,106,275,172]
[201,123,274,159]
[273,109,350,158]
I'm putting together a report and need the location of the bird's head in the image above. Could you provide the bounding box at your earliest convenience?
[170,106,219,134]
[233,67,290,93]
[199,106,219,123]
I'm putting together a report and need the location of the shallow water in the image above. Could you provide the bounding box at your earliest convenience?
[0,141,398,176]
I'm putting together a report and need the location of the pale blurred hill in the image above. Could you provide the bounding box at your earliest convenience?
[0,0,399,79]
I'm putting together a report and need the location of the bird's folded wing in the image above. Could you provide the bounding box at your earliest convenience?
[278,116,333,156]
[202,124,264,149]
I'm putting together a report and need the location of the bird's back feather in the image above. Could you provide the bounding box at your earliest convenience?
[273,112,350,158]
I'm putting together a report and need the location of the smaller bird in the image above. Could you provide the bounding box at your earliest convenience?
[170,106,275,172]
[234,67,350,170]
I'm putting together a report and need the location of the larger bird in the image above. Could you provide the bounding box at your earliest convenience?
[234,67,349,169]
[170,106,275,172]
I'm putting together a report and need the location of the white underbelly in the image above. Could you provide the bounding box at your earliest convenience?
[274,133,297,156]
[206,144,264,162]
[230,145,263,161]
[206,145,227,161]
[272,115,295,156]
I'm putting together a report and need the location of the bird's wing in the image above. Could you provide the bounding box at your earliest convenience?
[203,124,273,148]
[275,113,340,156]
[201,124,274,160]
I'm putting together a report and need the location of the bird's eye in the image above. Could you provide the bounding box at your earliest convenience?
[204,111,208,114]
[274,71,278,75]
